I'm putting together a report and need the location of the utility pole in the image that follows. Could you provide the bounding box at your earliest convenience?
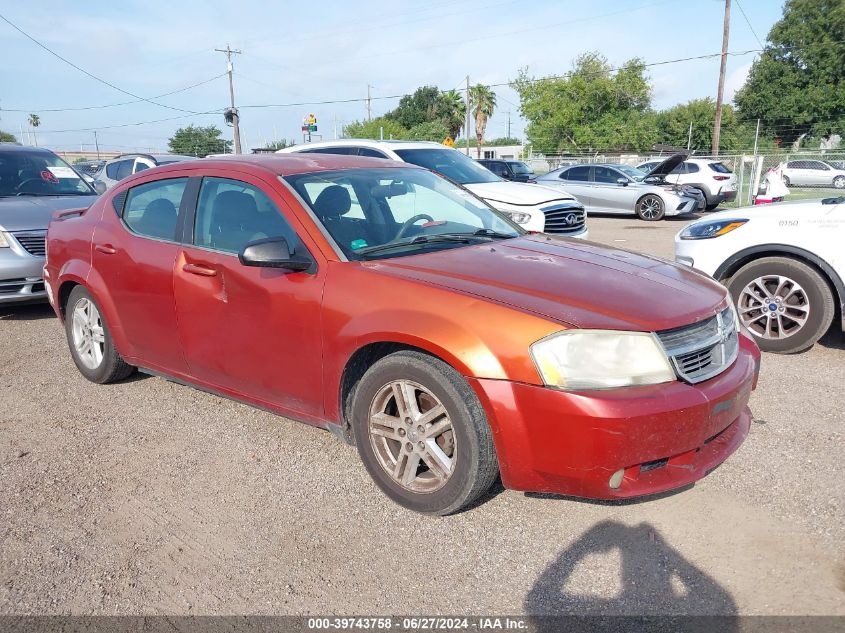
[507,111,511,139]
[366,85,372,121]
[215,44,242,154]
[465,76,471,156]
[752,118,761,155]
[712,0,731,156]
[93,131,100,159]
[687,121,693,151]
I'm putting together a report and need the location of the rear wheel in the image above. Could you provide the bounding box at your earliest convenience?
[65,286,135,383]
[782,175,791,187]
[833,175,845,189]
[726,257,834,353]
[350,351,498,515]
[635,194,665,221]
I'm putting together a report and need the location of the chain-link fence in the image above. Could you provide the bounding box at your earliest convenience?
[526,150,845,208]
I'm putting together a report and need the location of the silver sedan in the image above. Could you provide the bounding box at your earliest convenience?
[536,156,704,221]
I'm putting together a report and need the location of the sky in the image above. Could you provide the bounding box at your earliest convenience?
[0,0,786,154]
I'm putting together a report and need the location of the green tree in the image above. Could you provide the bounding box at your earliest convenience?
[734,0,845,146]
[168,125,231,157]
[386,86,443,129]
[260,140,291,151]
[28,113,41,146]
[438,90,467,141]
[406,121,450,142]
[512,52,655,153]
[657,98,754,152]
[468,84,497,158]
[0,130,16,143]
[343,117,408,140]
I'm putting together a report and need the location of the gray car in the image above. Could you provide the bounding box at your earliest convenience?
[0,145,98,304]
[95,153,195,191]
[536,155,705,221]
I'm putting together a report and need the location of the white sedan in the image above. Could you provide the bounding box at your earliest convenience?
[675,197,845,353]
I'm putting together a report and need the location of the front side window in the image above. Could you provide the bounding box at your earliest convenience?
[507,162,532,175]
[594,166,620,184]
[115,159,135,180]
[194,177,301,255]
[285,167,520,260]
[358,147,389,159]
[122,178,187,241]
[393,148,500,185]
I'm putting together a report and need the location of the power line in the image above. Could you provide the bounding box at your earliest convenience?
[734,0,765,49]
[0,73,226,113]
[0,11,203,115]
[34,111,219,134]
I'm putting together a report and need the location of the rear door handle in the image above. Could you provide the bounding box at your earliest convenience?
[94,244,116,255]
[182,263,218,277]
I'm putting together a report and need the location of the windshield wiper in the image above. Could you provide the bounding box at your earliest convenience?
[356,234,473,257]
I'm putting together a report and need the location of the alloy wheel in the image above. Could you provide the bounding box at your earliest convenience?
[737,275,810,340]
[368,380,456,493]
[71,297,105,369]
[637,195,663,220]
[833,176,845,189]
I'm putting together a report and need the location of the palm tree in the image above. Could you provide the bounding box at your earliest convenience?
[468,85,497,158]
[28,113,41,146]
[437,90,466,141]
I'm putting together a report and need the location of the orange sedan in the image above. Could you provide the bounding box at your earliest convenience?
[44,155,759,514]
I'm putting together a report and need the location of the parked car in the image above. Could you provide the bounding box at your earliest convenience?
[0,145,98,304]
[675,196,844,353]
[781,159,845,189]
[95,153,195,191]
[477,159,536,182]
[536,156,704,221]
[278,140,586,237]
[73,159,106,176]
[45,154,759,514]
[637,158,737,210]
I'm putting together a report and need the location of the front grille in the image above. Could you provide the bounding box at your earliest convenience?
[542,204,586,235]
[12,230,46,257]
[657,306,739,384]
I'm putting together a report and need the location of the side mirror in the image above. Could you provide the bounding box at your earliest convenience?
[239,237,312,272]
[616,178,629,187]
[93,180,107,195]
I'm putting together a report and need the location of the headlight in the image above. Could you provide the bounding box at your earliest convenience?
[530,330,676,390]
[501,211,531,224]
[0,232,9,248]
[680,219,747,240]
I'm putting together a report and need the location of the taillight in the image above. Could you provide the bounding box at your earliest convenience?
[713,175,730,181]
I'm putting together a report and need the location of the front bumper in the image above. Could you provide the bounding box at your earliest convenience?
[0,248,47,304]
[470,333,760,499]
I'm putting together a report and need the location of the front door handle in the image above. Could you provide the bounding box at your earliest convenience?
[182,263,218,277]
[94,244,116,254]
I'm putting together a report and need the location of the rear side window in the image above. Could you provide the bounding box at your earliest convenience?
[302,147,356,155]
[358,147,389,159]
[134,162,150,173]
[562,166,590,181]
[122,178,187,241]
[685,162,700,174]
[709,162,731,173]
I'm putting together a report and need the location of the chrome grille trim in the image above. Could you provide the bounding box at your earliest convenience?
[657,306,739,384]
[541,203,586,235]
[11,230,47,257]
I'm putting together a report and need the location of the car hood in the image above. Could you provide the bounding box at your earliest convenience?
[0,195,97,232]
[695,198,841,223]
[364,235,728,331]
[464,181,575,206]
[642,154,687,179]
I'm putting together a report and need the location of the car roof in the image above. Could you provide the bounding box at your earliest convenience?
[135,153,417,179]
[0,144,59,156]
[281,139,448,152]
[106,152,195,163]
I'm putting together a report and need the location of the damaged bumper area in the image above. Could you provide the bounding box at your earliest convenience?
[470,333,760,499]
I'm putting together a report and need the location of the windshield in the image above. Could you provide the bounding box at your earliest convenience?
[616,165,648,181]
[0,150,95,197]
[507,161,533,175]
[394,148,501,185]
[285,167,521,261]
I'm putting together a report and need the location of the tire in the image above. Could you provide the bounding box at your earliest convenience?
[726,257,834,354]
[782,175,791,187]
[350,350,498,515]
[65,285,135,383]
[635,194,665,221]
[833,175,845,189]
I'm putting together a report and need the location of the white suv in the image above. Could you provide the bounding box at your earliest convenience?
[278,140,588,238]
[675,197,844,353]
[638,158,737,210]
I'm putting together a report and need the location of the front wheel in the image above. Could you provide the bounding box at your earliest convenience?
[350,351,498,515]
[635,194,665,221]
[726,257,834,353]
[833,175,845,189]
[65,285,135,383]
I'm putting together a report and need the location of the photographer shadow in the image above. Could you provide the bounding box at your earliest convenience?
[524,520,738,633]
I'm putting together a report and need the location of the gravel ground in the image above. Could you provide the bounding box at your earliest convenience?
[1,215,843,617]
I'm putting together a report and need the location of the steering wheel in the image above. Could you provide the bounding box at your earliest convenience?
[395,213,434,240]
[15,178,50,195]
